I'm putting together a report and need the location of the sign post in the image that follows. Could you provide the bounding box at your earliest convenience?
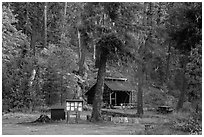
[65,99,83,123]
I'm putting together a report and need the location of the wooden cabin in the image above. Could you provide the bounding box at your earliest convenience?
[85,77,136,106]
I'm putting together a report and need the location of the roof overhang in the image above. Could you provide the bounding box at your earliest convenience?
[104,81,135,92]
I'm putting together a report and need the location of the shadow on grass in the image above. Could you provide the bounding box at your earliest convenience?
[16,119,110,127]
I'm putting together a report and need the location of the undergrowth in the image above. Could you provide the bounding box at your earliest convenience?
[171,112,202,135]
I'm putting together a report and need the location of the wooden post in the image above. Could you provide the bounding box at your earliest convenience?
[60,93,62,106]
[76,111,80,123]
[76,111,78,123]
[132,91,133,104]
[66,111,69,124]
[115,92,117,106]
[78,111,80,119]
[110,93,112,106]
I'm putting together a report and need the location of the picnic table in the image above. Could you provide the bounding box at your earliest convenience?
[157,105,173,114]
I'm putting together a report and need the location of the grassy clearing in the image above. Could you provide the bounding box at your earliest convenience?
[2,110,201,135]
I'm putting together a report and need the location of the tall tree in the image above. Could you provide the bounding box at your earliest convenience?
[44,2,47,48]
[136,2,155,115]
[2,4,30,110]
[186,43,202,112]
[166,2,202,111]
[126,2,170,115]
[79,2,141,121]
[8,2,69,110]
[80,2,168,120]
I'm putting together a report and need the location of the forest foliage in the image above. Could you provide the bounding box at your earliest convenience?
[2,2,202,126]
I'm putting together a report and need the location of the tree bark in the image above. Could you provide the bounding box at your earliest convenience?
[30,31,37,56]
[176,56,188,111]
[77,30,86,100]
[91,49,108,122]
[166,43,171,82]
[136,2,152,116]
[78,30,86,77]
[176,69,186,111]
[93,44,96,60]
[28,30,37,112]
[44,2,47,48]
[61,2,67,40]
[135,2,148,117]
[64,2,67,18]
[137,63,144,116]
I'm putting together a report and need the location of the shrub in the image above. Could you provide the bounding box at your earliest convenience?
[144,87,167,108]
[181,101,194,113]
[165,95,177,108]
[172,112,202,134]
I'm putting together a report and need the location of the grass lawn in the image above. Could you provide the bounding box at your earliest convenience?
[2,109,190,135]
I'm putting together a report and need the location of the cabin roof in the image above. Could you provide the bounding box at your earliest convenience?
[105,80,135,91]
[85,77,135,96]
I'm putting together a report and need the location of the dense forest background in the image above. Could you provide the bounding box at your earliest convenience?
[2,2,202,124]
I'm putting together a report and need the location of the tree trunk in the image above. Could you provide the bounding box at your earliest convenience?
[28,31,37,112]
[26,3,29,35]
[91,50,108,122]
[136,2,151,116]
[78,30,86,77]
[31,31,37,56]
[137,63,144,116]
[78,30,81,61]
[61,2,67,40]
[44,2,47,48]
[28,68,36,112]
[176,55,188,111]
[64,2,67,18]
[76,29,86,100]
[166,43,171,82]
[93,44,96,60]
[176,70,187,111]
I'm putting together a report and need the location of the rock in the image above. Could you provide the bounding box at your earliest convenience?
[132,118,139,124]
[102,115,112,121]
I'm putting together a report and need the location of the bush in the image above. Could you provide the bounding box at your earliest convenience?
[165,95,177,108]
[172,112,202,134]
[181,101,194,113]
[34,105,51,113]
[144,87,167,108]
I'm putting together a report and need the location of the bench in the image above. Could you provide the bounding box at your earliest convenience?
[157,106,173,114]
